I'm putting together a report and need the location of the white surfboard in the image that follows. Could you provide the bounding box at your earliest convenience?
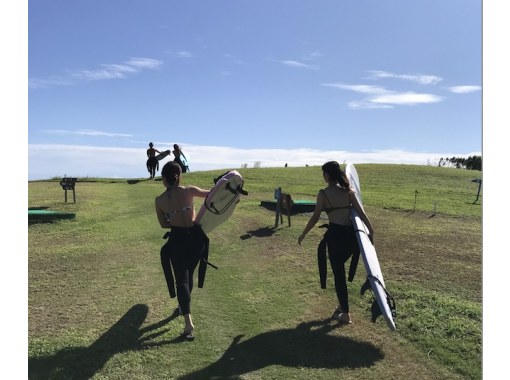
[345,163,397,331]
[195,170,247,234]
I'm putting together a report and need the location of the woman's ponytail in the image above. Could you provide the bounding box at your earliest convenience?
[322,161,351,190]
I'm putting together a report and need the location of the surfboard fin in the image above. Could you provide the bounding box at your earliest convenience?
[363,275,397,324]
[359,278,385,322]
[370,300,383,322]
[214,171,231,184]
[360,278,372,295]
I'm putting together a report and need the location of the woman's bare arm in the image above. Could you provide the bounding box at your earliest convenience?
[298,191,325,244]
[187,186,210,198]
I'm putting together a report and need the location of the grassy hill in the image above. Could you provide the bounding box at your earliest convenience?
[28,164,482,379]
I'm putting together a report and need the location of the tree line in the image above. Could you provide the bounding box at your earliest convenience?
[438,155,481,171]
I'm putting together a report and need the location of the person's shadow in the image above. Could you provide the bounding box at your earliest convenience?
[178,317,384,379]
[28,304,180,380]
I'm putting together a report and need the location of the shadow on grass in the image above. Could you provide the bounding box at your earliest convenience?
[240,226,282,240]
[28,304,180,380]
[178,317,384,379]
[127,178,153,184]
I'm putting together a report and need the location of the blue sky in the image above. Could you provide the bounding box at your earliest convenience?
[26,0,482,180]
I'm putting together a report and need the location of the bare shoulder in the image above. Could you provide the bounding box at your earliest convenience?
[155,191,168,203]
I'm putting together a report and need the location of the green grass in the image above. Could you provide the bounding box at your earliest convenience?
[28,164,481,379]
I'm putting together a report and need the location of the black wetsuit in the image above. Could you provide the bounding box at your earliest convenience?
[317,188,361,313]
[322,223,360,313]
[147,156,159,178]
[174,158,186,174]
[160,225,209,314]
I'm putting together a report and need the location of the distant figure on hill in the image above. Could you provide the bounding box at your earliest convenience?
[147,142,160,180]
[155,161,210,340]
[298,161,374,325]
[173,144,189,173]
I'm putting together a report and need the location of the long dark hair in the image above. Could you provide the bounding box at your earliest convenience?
[161,161,182,186]
[322,161,350,190]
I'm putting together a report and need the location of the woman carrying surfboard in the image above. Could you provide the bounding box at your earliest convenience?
[172,144,189,173]
[155,161,210,340]
[146,142,160,180]
[298,161,374,324]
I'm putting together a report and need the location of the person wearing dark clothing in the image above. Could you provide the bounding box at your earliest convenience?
[172,144,189,173]
[155,161,209,340]
[160,225,209,313]
[146,142,160,179]
[298,161,374,324]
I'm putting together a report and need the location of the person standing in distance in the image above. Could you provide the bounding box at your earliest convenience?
[298,161,374,324]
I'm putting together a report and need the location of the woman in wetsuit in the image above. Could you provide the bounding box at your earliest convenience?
[172,144,188,173]
[155,161,210,340]
[298,161,374,324]
[146,142,160,180]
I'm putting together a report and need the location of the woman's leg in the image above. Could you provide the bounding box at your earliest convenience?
[170,229,206,338]
[171,256,192,315]
[328,247,350,313]
[160,244,176,299]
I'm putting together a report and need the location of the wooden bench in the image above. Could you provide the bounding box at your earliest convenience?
[59,177,77,203]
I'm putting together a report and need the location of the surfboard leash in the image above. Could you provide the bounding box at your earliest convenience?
[206,196,239,215]
[226,182,248,196]
[205,181,248,215]
[362,275,397,321]
[202,258,218,269]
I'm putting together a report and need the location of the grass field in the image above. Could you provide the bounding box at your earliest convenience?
[28,164,482,379]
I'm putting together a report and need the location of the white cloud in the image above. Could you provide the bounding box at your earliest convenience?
[370,92,443,105]
[303,51,323,61]
[323,81,444,107]
[448,85,482,94]
[28,76,74,89]
[224,53,247,65]
[321,83,390,95]
[101,64,137,73]
[368,70,442,85]
[29,57,163,88]
[125,57,163,69]
[72,69,127,81]
[281,60,319,70]
[174,51,193,58]
[43,129,133,138]
[348,101,394,109]
[28,143,480,180]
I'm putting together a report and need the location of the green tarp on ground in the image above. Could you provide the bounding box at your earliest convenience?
[28,209,75,223]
